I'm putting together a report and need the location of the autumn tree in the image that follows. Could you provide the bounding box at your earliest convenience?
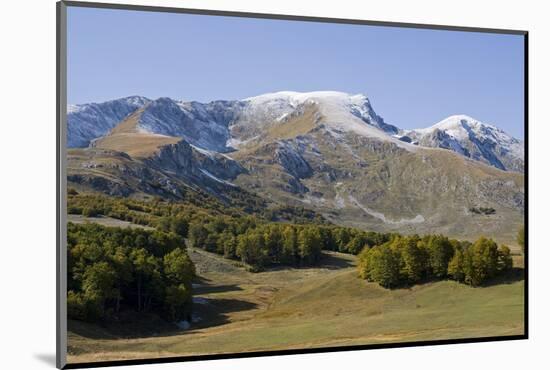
[399,237,428,283]
[297,227,322,265]
[361,245,401,288]
[497,245,513,273]
[237,230,268,270]
[163,248,195,286]
[425,235,454,278]
[447,248,465,282]
[188,222,208,249]
[81,261,117,318]
[130,248,160,311]
[264,225,283,264]
[164,284,192,322]
[463,237,499,286]
[281,225,298,265]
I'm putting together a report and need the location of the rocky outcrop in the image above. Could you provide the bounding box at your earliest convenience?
[274,141,313,179]
[407,115,524,172]
[147,139,245,188]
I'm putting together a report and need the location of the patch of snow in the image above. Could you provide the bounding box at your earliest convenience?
[191,144,216,159]
[302,192,326,207]
[199,169,236,187]
[191,144,234,161]
[227,134,262,150]
[348,195,425,225]
[67,104,83,114]
[276,113,289,122]
[226,137,243,149]
[334,193,346,209]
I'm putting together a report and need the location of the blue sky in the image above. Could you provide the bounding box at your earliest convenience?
[67,7,525,138]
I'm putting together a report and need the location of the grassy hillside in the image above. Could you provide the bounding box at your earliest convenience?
[68,101,524,246]
[93,108,181,158]
[67,249,524,363]
[94,133,180,158]
[233,128,524,247]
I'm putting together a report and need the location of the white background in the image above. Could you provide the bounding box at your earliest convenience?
[1,0,548,368]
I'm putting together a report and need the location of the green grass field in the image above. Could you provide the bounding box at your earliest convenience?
[67,248,524,364]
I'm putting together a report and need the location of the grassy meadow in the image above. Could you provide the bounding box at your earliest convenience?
[67,248,524,363]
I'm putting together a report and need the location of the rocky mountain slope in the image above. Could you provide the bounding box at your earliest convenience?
[70,107,247,202]
[67,91,525,243]
[401,115,524,172]
[68,96,150,147]
[68,93,523,172]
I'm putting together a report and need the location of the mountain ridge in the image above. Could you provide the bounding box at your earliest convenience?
[402,114,523,172]
[68,91,523,172]
[67,90,524,244]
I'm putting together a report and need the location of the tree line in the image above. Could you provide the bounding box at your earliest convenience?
[185,216,391,271]
[357,234,513,288]
[67,223,195,323]
[68,191,522,309]
[67,189,328,227]
[68,191,387,271]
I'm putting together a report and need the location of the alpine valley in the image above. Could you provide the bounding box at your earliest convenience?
[67,91,524,245]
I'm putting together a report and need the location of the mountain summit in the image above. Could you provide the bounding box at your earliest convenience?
[403,115,524,172]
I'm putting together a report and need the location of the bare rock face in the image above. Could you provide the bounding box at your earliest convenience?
[148,139,245,185]
[68,94,523,173]
[274,141,313,179]
[138,98,242,153]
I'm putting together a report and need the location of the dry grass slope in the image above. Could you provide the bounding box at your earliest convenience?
[93,107,181,158]
[94,134,180,158]
[67,249,524,363]
[232,126,524,247]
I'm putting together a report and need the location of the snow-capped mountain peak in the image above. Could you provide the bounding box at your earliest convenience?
[416,115,498,138]
[67,92,524,172]
[244,90,365,104]
[242,90,400,137]
[406,115,524,172]
[67,96,151,147]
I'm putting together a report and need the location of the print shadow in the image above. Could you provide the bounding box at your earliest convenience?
[33,353,56,367]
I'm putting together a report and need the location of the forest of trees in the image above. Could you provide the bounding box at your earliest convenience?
[357,234,513,288]
[67,191,521,326]
[67,191,388,271]
[185,217,393,271]
[67,190,328,228]
[67,223,195,323]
